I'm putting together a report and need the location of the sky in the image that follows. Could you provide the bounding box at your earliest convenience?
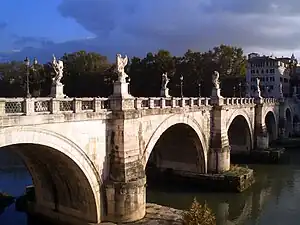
[1,0,300,62]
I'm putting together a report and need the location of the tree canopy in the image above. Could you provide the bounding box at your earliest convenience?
[0,45,247,97]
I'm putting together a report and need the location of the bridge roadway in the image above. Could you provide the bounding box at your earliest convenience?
[0,95,299,224]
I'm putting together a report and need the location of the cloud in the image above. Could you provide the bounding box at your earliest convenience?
[12,36,55,48]
[55,0,300,58]
[6,1,300,62]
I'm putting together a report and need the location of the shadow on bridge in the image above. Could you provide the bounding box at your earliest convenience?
[227,115,252,156]
[145,123,206,183]
[0,144,100,225]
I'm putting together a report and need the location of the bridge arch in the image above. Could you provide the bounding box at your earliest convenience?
[143,114,208,173]
[285,107,293,137]
[0,127,102,224]
[264,111,277,143]
[227,111,253,154]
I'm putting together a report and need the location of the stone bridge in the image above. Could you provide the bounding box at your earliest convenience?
[0,94,298,224]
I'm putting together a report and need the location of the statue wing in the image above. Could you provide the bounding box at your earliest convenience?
[124,55,128,66]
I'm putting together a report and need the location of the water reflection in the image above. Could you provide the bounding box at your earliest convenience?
[147,153,300,225]
[1,151,300,224]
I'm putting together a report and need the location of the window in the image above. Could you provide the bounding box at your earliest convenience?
[270,69,275,73]
[280,77,283,82]
[266,69,269,73]
[261,69,264,73]
[266,77,269,81]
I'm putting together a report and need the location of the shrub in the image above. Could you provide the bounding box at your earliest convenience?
[182,198,216,225]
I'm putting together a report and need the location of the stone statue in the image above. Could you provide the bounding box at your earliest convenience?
[212,71,220,90]
[160,72,170,97]
[116,54,128,82]
[256,78,261,98]
[161,72,170,89]
[51,54,64,85]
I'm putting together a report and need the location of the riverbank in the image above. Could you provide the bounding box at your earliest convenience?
[101,203,184,225]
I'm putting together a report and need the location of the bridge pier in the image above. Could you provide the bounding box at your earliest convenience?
[104,89,146,223]
[208,99,230,173]
[254,99,270,149]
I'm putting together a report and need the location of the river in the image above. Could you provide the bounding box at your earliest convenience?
[1,150,300,225]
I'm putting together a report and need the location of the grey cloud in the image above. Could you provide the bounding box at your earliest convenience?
[56,0,300,55]
[12,36,54,48]
[5,1,300,63]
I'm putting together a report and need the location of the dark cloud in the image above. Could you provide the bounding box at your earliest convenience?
[56,0,300,55]
[5,1,300,63]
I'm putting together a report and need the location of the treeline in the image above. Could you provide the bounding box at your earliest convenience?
[0,44,247,98]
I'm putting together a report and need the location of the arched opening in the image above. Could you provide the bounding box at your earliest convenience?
[285,108,292,137]
[293,115,300,136]
[146,123,205,176]
[0,143,99,224]
[265,111,277,144]
[228,115,252,155]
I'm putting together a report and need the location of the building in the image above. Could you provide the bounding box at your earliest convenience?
[246,53,297,98]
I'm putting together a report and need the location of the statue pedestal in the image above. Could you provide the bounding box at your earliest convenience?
[211,87,222,98]
[211,88,223,105]
[109,81,134,110]
[112,81,132,98]
[160,88,170,97]
[50,83,65,98]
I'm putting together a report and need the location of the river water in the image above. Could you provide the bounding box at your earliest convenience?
[1,150,300,225]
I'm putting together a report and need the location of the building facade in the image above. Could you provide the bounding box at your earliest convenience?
[246,53,297,98]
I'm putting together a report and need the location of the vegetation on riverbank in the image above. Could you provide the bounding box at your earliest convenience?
[183,198,216,225]
[225,164,250,176]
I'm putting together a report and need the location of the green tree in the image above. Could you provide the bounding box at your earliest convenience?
[128,50,176,97]
[62,50,113,97]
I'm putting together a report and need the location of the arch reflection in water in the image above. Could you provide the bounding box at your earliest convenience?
[147,156,297,225]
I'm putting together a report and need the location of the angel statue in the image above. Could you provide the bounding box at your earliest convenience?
[256,78,261,97]
[51,54,64,85]
[116,53,128,82]
[161,72,170,89]
[212,71,220,90]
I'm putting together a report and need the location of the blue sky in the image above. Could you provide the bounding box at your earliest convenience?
[0,0,92,51]
[1,0,300,61]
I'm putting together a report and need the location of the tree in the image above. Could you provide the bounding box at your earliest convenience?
[183,198,216,225]
[62,50,113,97]
[128,50,176,97]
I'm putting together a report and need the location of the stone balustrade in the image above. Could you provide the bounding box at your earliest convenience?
[0,97,109,116]
[134,97,211,109]
[263,98,278,104]
[222,97,255,105]
[0,96,279,116]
